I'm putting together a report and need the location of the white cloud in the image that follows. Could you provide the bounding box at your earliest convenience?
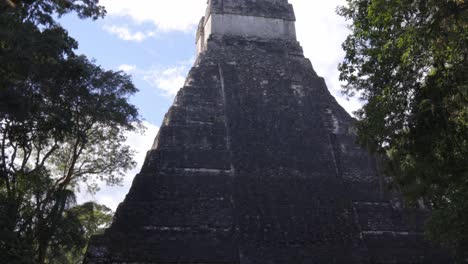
[143,58,194,96]
[100,0,206,32]
[290,0,361,114]
[77,121,159,210]
[118,64,137,72]
[115,59,194,97]
[104,25,154,42]
[144,66,186,96]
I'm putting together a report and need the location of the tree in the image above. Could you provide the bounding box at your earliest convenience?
[0,0,141,263]
[338,0,468,259]
[48,202,113,264]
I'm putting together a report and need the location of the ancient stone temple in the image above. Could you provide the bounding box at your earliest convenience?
[85,0,451,263]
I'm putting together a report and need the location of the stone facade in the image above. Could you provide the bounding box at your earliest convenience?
[84,1,452,263]
[197,0,296,55]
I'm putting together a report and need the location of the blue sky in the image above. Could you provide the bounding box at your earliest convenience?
[62,0,362,210]
[59,15,197,125]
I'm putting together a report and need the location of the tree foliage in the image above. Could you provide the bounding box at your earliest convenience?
[0,0,140,263]
[48,202,113,264]
[338,0,468,258]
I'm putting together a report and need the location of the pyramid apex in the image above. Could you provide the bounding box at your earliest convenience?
[196,0,297,55]
[207,0,295,20]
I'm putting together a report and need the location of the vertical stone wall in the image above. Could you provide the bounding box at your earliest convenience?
[196,0,297,55]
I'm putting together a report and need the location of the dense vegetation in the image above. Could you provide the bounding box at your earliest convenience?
[338,0,467,259]
[0,0,141,263]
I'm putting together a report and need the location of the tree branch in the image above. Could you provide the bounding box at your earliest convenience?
[20,143,32,172]
[38,141,59,168]
[0,122,12,195]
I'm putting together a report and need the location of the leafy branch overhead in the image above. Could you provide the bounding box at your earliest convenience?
[338,0,467,259]
[0,0,141,263]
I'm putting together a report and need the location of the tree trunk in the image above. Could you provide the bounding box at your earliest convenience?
[37,244,47,264]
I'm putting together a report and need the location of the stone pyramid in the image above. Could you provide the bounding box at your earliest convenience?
[85,0,451,263]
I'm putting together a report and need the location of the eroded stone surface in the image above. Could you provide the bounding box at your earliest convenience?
[196,0,296,55]
[84,1,452,263]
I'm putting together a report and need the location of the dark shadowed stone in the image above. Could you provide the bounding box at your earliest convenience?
[84,1,452,263]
